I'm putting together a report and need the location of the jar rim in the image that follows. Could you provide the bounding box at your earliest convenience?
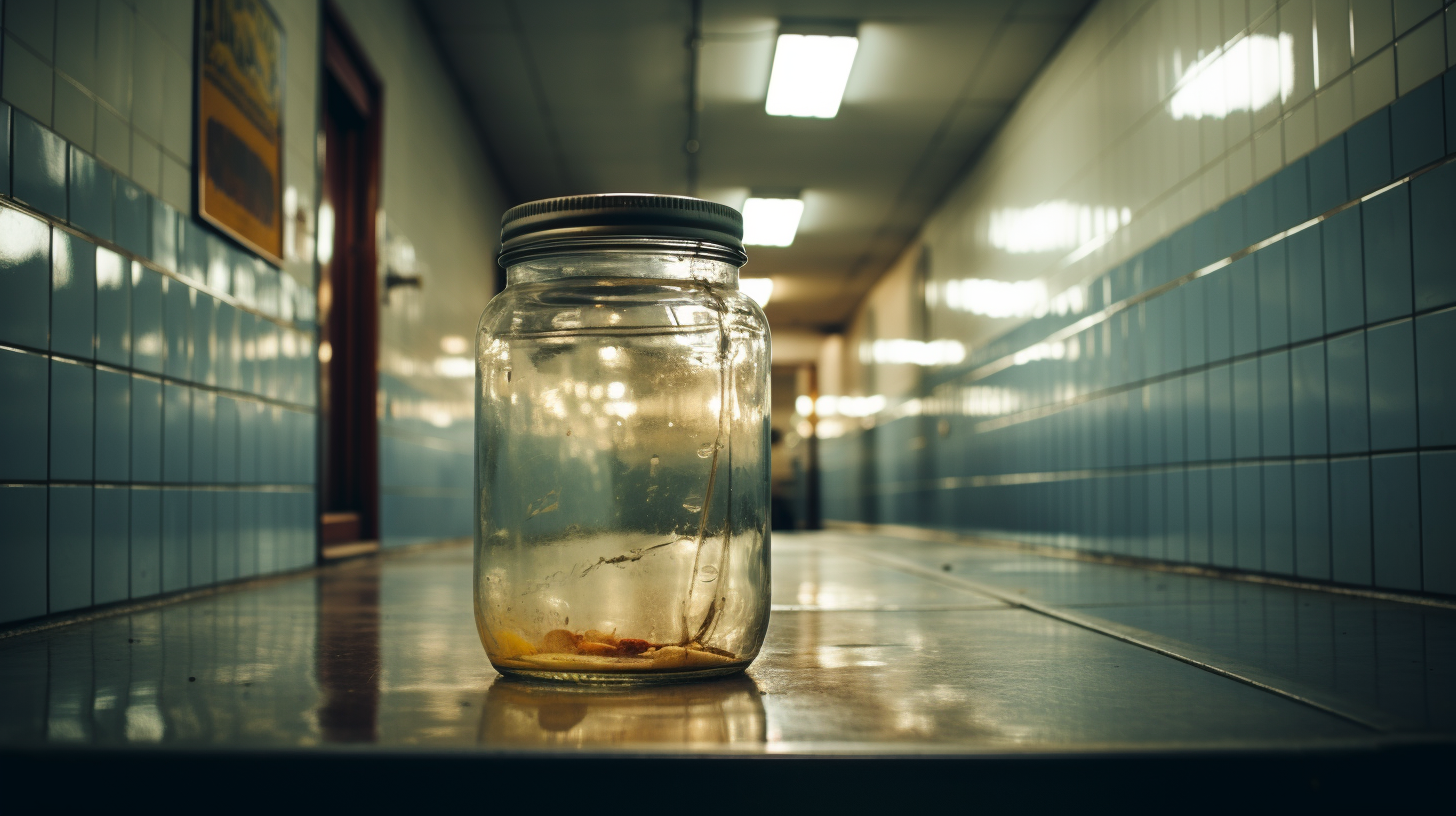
[498,194,747,268]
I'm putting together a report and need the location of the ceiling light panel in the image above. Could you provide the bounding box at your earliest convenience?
[739,277,775,306]
[742,197,804,247]
[765,33,859,118]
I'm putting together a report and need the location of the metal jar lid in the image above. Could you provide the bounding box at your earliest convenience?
[498,193,747,267]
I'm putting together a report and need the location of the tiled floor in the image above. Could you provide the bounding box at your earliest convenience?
[2,530,1452,754]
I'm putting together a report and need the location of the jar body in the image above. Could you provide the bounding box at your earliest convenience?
[474,252,770,683]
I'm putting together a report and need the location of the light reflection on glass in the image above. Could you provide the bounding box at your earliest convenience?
[988,201,1131,255]
[1169,33,1294,121]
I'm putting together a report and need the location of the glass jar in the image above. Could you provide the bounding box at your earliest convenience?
[474,194,771,684]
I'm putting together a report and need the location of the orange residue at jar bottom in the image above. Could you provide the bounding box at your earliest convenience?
[491,628,740,673]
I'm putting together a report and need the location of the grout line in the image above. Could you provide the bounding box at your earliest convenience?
[822,537,1398,733]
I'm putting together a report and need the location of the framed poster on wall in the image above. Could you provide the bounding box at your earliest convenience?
[198,0,286,265]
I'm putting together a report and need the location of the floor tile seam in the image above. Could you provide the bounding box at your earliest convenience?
[817,523,1456,612]
[824,540,1402,734]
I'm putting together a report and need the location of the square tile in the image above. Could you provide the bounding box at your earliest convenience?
[129,487,160,598]
[1230,257,1259,356]
[1256,243,1290,349]
[50,359,94,480]
[130,18,165,142]
[1263,462,1295,575]
[1208,365,1234,460]
[1371,453,1422,590]
[131,134,161,196]
[1420,450,1456,593]
[1321,206,1365,334]
[189,490,214,587]
[178,220,207,284]
[1186,467,1211,564]
[94,367,131,481]
[48,232,98,363]
[94,106,129,173]
[1366,320,1419,450]
[238,399,258,483]
[1293,461,1331,579]
[1330,457,1374,585]
[161,488,188,592]
[1206,272,1233,362]
[1162,378,1186,462]
[0,485,48,624]
[161,48,190,157]
[162,276,192,379]
[1286,228,1325,342]
[95,248,130,366]
[1346,109,1393,195]
[1396,16,1447,94]
[162,383,190,483]
[94,0,133,118]
[93,486,130,604]
[0,208,52,349]
[48,485,93,612]
[160,153,189,212]
[1260,351,1292,455]
[0,348,50,480]
[149,198,177,273]
[1159,289,1185,374]
[129,375,162,481]
[206,236,232,293]
[1353,46,1397,119]
[1290,342,1329,455]
[1209,465,1236,567]
[237,490,258,577]
[1415,308,1456,446]
[7,0,57,58]
[68,146,115,242]
[1410,160,1456,310]
[1327,332,1371,454]
[1182,278,1209,367]
[1362,185,1414,321]
[3,34,54,123]
[1307,134,1348,214]
[1233,359,1261,459]
[53,78,95,152]
[1235,463,1263,569]
[130,263,165,373]
[114,179,149,257]
[191,389,215,482]
[1185,373,1209,462]
[1274,157,1311,232]
[215,302,239,390]
[13,113,68,220]
[1245,177,1276,242]
[192,293,216,385]
[215,490,238,582]
[1391,77,1444,175]
[216,395,239,482]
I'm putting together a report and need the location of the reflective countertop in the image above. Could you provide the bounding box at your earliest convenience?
[3,530,1452,755]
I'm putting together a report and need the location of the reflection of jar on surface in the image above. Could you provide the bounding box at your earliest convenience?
[475,195,771,684]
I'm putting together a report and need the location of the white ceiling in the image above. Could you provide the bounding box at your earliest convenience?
[416,0,1092,331]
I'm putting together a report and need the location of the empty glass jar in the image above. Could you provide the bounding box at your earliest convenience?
[475,195,771,683]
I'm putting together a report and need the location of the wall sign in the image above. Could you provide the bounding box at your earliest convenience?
[198,0,286,265]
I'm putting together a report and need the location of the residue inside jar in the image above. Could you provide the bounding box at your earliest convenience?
[491,628,738,673]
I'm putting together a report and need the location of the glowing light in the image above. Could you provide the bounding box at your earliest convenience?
[742,198,804,247]
[317,203,334,265]
[440,335,469,354]
[318,341,333,363]
[740,277,775,306]
[1170,33,1294,120]
[795,395,814,415]
[765,33,859,118]
[989,201,1132,255]
[810,395,887,418]
[598,346,619,361]
[864,339,965,367]
[433,356,474,378]
[607,381,626,399]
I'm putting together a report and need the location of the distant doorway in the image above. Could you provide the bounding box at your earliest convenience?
[318,6,383,559]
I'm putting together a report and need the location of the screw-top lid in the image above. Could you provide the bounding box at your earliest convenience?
[498,193,747,267]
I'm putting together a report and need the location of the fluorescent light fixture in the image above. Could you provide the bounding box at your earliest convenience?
[765,31,859,118]
[742,197,804,246]
[740,277,775,306]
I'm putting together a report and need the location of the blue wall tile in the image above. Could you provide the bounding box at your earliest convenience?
[1165,469,1187,561]
[1370,453,1421,591]
[215,302,238,390]
[1229,257,1259,356]
[130,375,162,482]
[48,485,93,613]
[1182,277,1208,366]
[1206,272,1232,362]
[1330,458,1372,585]
[1415,309,1456,446]
[1274,158,1310,231]
[1366,320,1418,451]
[238,490,258,577]
[192,293,216,385]
[1421,450,1456,594]
[178,221,208,284]
[216,491,238,582]
[0,485,48,623]
[95,247,131,366]
[1293,462,1330,579]
[1263,462,1294,575]
[1209,465,1235,567]
[190,490,214,588]
[1346,109,1392,196]
[1232,359,1261,458]
[1235,463,1262,570]
[191,390,216,482]
[93,486,129,604]
[51,231,96,358]
[150,200,178,273]
[1362,185,1413,322]
[1208,365,1233,460]
[1391,77,1444,176]
[162,383,190,483]
[1410,160,1456,311]
[114,179,149,257]
[1245,177,1275,242]
[1290,343,1329,456]
[238,399,258,483]
[1326,332,1370,454]
[12,113,67,220]
[0,208,52,349]
[1184,372,1208,462]
[49,359,94,480]
[163,277,192,379]
[129,488,161,598]
[68,146,113,241]
[238,311,257,392]
[1256,244,1289,350]
[0,348,50,480]
[1260,351,1291,456]
[216,396,239,482]
[131,264,164,374]
[1321,207,1365,334]
[1308,134,1348,214]
[1159,288,1184,375]
[95,367,131,481]
[161,488,189,593]
[1287,229,1324,343]
[0,103,9,196]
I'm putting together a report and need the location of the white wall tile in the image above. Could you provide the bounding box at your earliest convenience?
[1315,72,1354,140]
[160,48,191,158]
[55,0,99,92]
[131,19,166,142]
[1313,0,1354,88]
[6,0,57,61]
[1283,96,1318,159]
[1353,45,1397,118]
[1227,138,1254,194]
[131,133,162,195]
[2,36,55,124]
[95,0,134,120]
[1280,0,1318,105]
[53,78,96,151]
[95,106,131,173]
[1253,122,1283,180]
[1352,0,1395,61]
[160,153,189,212]
[1393,0,1441,36]
[1396,14,1447,93]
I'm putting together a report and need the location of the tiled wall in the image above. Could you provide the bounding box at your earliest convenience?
[821,0,1456,596]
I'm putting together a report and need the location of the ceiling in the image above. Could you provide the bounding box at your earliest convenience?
[416,0,1092,332]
